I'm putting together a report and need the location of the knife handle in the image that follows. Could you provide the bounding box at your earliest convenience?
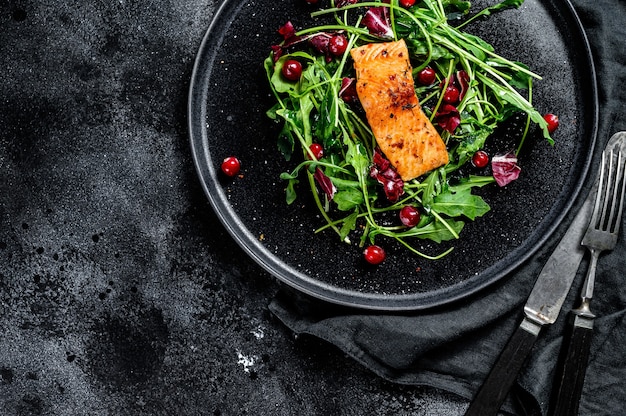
[549,314,594,416]
[465,317,541,416]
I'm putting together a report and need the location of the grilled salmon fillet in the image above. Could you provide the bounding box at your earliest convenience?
[350,39,449,181]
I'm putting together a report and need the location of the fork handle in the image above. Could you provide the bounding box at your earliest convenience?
[549,314,595,416]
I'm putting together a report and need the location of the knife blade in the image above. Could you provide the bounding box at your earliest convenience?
[464,175,597,416]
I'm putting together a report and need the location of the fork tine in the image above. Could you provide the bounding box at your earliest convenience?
[611,150,626,234]
[601,148,615,230]
[591,153,607,229]
[605,149,616,227]
[605,148,621,230]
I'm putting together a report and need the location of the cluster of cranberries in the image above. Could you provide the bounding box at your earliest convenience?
[417,66,464,104]
[281,33,348,82]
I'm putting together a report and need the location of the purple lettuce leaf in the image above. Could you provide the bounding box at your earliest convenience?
[370,148,405,202]
[314,168,337,200]
[436,104,461,133]
[491,151,521,186]
[362,7,394,39]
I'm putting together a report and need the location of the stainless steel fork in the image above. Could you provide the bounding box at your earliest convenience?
[578,132,626,318]
[550,131,626,416]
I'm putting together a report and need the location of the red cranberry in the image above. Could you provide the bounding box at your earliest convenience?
[417,67,436,85]
[328,34,348,56]
[221,156,241,177]
[399,206,420,227]
[442,85,460,104]
[364,245,386,265]
[543,113,559,134]
[471,151,489,168]
[308,143,324,160]
[282,59,302,81]
[400,0,416,7]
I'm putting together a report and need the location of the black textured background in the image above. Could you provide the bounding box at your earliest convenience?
[2,0,623,415]
[0,1,472,415]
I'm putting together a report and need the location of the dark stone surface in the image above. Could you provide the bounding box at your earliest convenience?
[0,1,473,414]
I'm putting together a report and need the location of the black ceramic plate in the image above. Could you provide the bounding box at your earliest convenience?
[188,0,597,310]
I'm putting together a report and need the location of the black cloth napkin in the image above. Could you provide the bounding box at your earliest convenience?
[269,1,626,414]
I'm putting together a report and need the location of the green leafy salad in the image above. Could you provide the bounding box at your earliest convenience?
[263,0,557,264]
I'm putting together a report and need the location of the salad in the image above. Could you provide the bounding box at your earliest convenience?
[262,0,558,264]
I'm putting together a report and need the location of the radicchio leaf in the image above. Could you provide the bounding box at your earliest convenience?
[456,70,470,101]
[272,21,299,61]
[314,168,337,200]
[339,77,358,104]
[362,7,394,39]
[436,104,461,133]
[272,21,311,61]
[271,45,284,61]
[278,21,296,40]
[491,151,521,187]
[439,71,470,102]
[309,33,331,54]
[308,33,334,62]
[370,148,405,202]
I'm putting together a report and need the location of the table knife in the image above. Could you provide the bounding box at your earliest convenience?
[464,178,597,416]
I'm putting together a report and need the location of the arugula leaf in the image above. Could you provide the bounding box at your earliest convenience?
[405,39,455,61]
[457,0,525,29]
[276,124,295,161]
[339,211,359,241]
[374,218,465,243]
[449,175,496,192]
[345,140,370,178]
[318,79,340,141]
[414,219,465,243]
[421,168,445,209]
[284,178,299,205]
[432,188,491,220]
[334,188,364,211]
